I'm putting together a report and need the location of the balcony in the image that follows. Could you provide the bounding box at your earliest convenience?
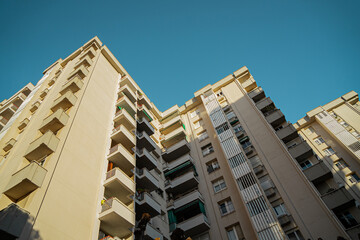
[138,94,152,110]
[18,92,27,101]
[3,138,16,152]
[137,131,157,152]
[114,108,136,130]
[136,148,158,171]
[108,144,135,176]
[137,117,154,136]
[80,48,96,60]
[160,127,187,149]
[288,141,313,161]
[278,215,291,226]
[303,161,332,183]
[144,223,163,240]
[30,100,41,113]
[74,55,92,70]
[264,109,285,128]
[104,168,135,205]
[118,85,137,103]
[60,76,84,95]
[177,213,210,237]
[137,104,154,122]
[110,125,135,150]
[136,168,159,192]
[248,87,265,103]
[9,103,19,113]
[99,198,135,239]
[275,124,298,143]
[241,77,257,92]
[321,187,354,209]
[0,116,8,128]
[0,204,30,239]
[253,165,264,175]
[117,95,136,118]
[256,97,274,112]
[165,171,199,193]
[162,139,190,162]
[39,108,69,134]
[120,75,137,94]
[173,190,204,210]
[39,88,48,98]
[3,162,47,200]
[136,192,161,218]
[51,91,77,112]
[160,115,183,135]
[243,145,255,156]
[68,65,89,80]
[346,225,360,240]
[48,77,56,86]
[24,131,60,161]
[18,118,29,130]
[164,154,193,173]
[264,187,276,198]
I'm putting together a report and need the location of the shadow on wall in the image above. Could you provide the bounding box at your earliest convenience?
[0,203,42,240]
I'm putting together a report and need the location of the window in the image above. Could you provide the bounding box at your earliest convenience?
[213,178,227,193]
[336,210,358,228]
[202,144,214,157]
[273,204,287,217]
[335,160,348,170]
[240,140,252,149]
[330,112,337,119]
[340,121,349,128]
[300,160,312,170]
[194,120,203,129]
[249,155,261,168]
[287,230,305,240]
[216,123,230,134]
[207,159,220,173]
[274,125,284,131]
[351,131,360,139]
[226,111,236,120]
[314,137,325,145]
[233,124,243,133]
[324,147,335,156]
[218,199,235,216]
[306,127,314,135]
[226,227,239,240]
[198,131,208,142]
[190,109,199,118]
[287,141,297,149]
[349,173,360,184]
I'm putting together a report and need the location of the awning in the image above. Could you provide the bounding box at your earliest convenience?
[165,161,192,177]
[174,199,200,213]
[238,136,249,143]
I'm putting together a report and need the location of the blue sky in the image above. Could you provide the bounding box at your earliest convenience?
[0,0,359,123]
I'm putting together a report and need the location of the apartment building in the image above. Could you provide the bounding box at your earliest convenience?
[0,36,358,240]
[294,91,360,239]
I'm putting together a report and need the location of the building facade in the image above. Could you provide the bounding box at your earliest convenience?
[0,37,358,240]
[294,91,360,239]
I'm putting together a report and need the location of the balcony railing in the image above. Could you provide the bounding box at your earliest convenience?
[108,144,135,176]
